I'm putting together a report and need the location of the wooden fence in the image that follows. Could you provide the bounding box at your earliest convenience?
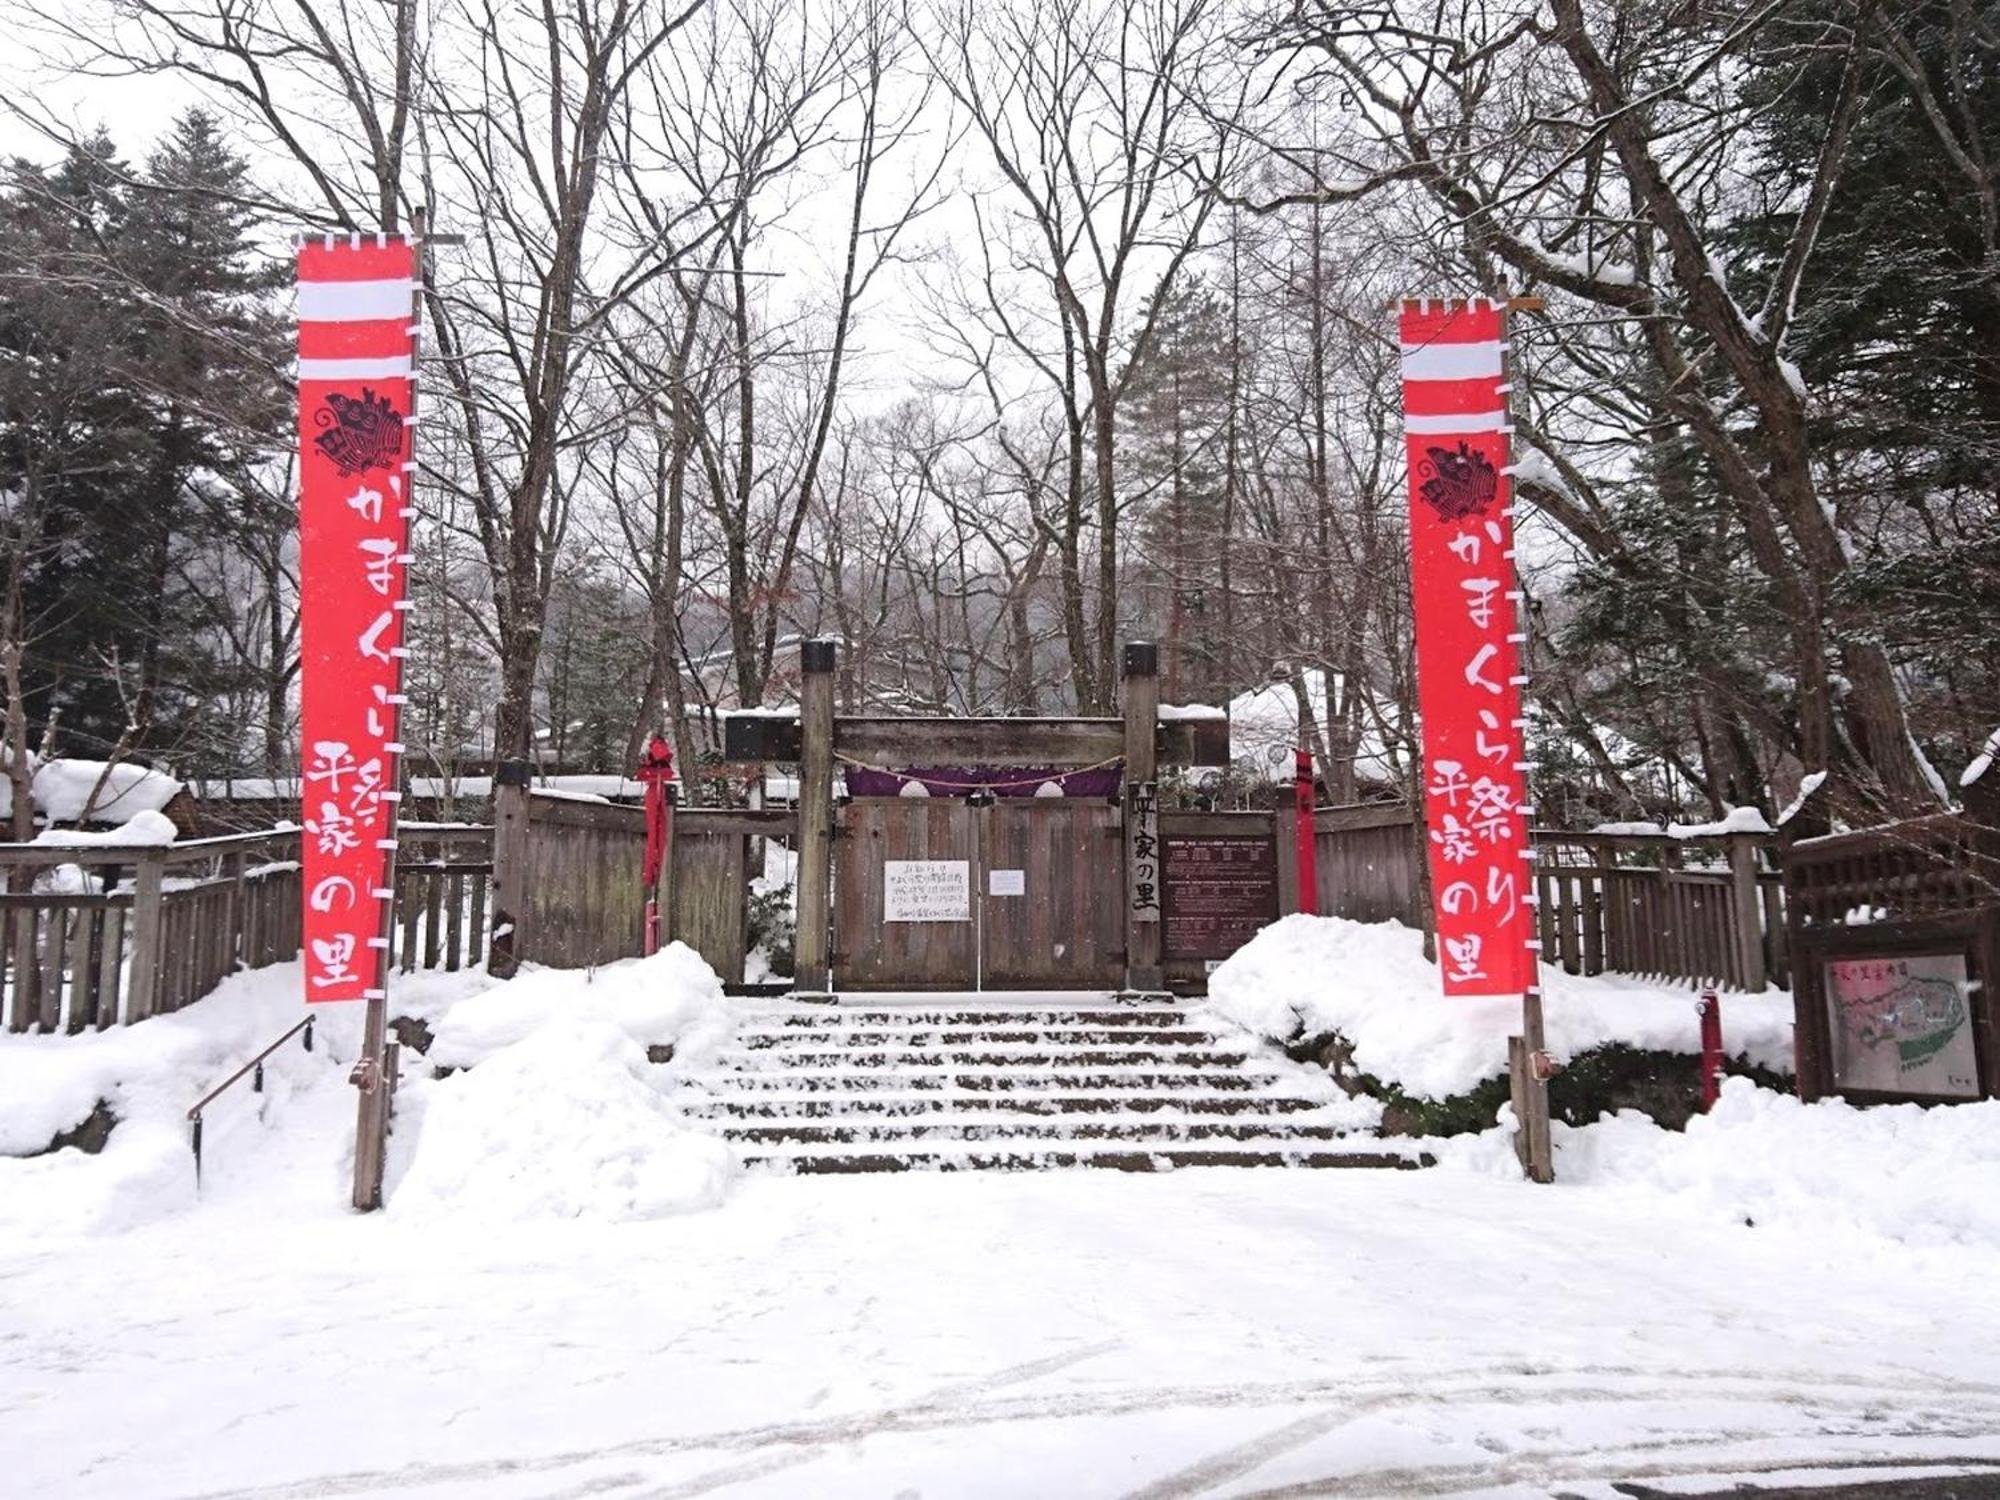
[508,790,790,983]
[1312,805,1788,992]
[1,823,490,1034]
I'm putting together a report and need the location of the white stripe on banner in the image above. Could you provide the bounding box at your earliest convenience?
[1404,410,1508,435]
[1398,341,1503,381]
[298,356,413,381]
[297,279,414,322]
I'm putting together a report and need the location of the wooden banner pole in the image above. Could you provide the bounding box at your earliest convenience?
[348,208,430,1212]
[1500,294,1555,1184]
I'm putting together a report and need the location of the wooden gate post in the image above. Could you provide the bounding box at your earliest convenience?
[793,639,837,996]
[489,759,531,977]
[126,850,166,1023]
[1122,642,1164,994]
[1726,831,1768,992]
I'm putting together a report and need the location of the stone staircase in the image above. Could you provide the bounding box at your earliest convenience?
[667,1000,1431,1173]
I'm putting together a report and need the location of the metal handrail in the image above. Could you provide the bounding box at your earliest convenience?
[187,1015,316,1183]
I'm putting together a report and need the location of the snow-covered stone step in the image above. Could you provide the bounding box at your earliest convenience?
[679,1092,1336,1119]
[709,1045,1256,1071]
[675,1067,1285,1093]
[737,1141,1432,1173]
[734,1026,1219,1048]
[734,1007,1192,1029]
[716,1116,1363,1146]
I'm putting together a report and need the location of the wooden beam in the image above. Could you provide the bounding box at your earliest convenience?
[836,717,1122,767]
[793,642,837,994]
[721,714,1230,769]
[722,712,801,763]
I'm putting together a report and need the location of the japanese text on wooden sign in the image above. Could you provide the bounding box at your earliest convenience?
[883,860,970,922]
[1162,834,1277,960]
[1130,781,1161,923]
[1399,297,1534,996]
[297,237,416,1003]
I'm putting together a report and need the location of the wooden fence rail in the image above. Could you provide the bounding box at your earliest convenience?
[1311,806,1788,992]
[1,823,491,1034]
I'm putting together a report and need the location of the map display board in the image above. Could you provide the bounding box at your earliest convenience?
[1824,951,1980,1098]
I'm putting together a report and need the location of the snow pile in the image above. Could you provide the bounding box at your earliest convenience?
[32,809,180,847]
[1446,1078,2000,1248]
[391,1015,735,1222]
[0,963,365,1234]
[1590,805,1773,839]
[426,942,730,1071]
[1201,914,1793,1099]
[393,944,738,1221]
[1667,805,1772,838]
[27,759,182,823]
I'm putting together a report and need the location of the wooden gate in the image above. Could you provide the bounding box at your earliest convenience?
[979,798,1123,988]
[832,796,1123,991]
[833,798,977,990]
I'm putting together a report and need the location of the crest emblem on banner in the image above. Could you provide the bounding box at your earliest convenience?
[1416,442,1499,523]
[314,388,405,477]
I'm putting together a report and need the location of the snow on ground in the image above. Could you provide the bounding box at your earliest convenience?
[1201,914,1795,1098]
[1447,1077,2000,1249]
[3,1144,1998,1497]
[6,947,2000,1496]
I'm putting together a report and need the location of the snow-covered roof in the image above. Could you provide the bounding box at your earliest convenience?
[1227,670,1401,786]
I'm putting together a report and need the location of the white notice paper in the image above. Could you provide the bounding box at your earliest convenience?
[989,868,1025,897]
[883,860,971,922]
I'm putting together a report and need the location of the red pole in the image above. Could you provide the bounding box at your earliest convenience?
[1294,748,1318,916]
[637,735,676,956]
[1698,989,1723,1112]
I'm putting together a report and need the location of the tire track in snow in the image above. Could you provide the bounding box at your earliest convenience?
[167,1364,2000,1500]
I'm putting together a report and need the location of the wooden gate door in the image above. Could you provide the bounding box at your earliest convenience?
[978,798,1123,988]
[833,795,1124,991]
[834,797,977,990]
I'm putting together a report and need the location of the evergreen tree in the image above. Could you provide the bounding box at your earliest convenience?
[0,111,289,772]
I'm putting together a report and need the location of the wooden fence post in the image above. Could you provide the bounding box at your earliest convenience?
[126,851,166,1023]
[1122,642,1163,994]
[793,639,837,995]
[489,760,531,977]
[1726,832,1768,992]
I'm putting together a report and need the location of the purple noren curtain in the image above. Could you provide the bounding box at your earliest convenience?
[841,764,1124,799]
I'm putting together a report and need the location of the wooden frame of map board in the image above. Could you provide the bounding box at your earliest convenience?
[1798,918,1994,1105]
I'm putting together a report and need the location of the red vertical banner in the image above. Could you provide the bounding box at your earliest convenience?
[1400,297,1535,996]
[297,237,416,1003]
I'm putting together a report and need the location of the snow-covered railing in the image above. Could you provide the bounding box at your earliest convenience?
[0,823,493,1034]
[1311,804,1788,993]
[1534,829,1786,993]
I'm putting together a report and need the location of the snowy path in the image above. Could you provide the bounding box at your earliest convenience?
[5,1165,2000,1499]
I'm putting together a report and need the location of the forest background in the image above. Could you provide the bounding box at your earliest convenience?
[1,0,1994,831]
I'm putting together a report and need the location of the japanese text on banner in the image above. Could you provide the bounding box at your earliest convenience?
[1399,298,1535,996]
[297,238,416,1003]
